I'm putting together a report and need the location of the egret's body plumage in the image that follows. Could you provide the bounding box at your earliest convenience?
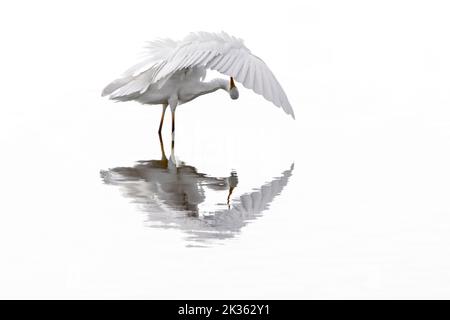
[136,68,227,106]
[102,32,294,140]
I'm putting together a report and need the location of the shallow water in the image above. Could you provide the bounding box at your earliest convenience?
[1,92,450,299]
[100,137,294,246]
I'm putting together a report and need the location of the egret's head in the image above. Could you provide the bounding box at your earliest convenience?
[229,77,239,100]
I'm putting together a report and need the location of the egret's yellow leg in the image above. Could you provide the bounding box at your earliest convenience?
[171,110,175,150]
[158,130,167,164]
[158,104,168,135]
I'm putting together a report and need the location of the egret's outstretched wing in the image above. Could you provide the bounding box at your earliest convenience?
[154,32,294,118]
[101,38,177,98]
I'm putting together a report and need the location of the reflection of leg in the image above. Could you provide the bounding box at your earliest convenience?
[171,109,175,151]
[158,104,168,135]
[227,171,238,209]
[227,186,235,209]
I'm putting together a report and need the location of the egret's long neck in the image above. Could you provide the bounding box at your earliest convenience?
[180,78,229,104]
[196,78,228,96]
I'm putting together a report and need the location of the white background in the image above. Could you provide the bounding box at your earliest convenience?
[1,0,450,299]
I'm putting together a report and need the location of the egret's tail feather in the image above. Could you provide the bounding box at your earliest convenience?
[110,92,142,102]
[101,76,133,97]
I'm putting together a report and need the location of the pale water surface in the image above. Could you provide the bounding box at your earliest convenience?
[1,93,450,299]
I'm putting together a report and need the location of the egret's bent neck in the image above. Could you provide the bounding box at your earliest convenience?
[208,78,229,92]
[180,78,230,104]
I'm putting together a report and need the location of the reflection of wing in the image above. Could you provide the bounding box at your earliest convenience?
[101,159,294,245]
[184,164,295,243]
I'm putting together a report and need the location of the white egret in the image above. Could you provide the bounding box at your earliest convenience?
[102,31,294,144]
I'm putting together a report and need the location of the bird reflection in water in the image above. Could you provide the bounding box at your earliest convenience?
[100,135,294,246]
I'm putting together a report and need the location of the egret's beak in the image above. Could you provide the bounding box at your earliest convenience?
[229,77,239,100]
[230,77,236,90]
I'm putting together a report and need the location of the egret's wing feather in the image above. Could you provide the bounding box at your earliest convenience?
[213,51,294,118]
[151,32,294,118]
[102,38,176,98]
[108,62,166,99]
[122,38,177,77]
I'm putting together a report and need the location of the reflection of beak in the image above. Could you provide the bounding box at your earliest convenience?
[230,77,236,90]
